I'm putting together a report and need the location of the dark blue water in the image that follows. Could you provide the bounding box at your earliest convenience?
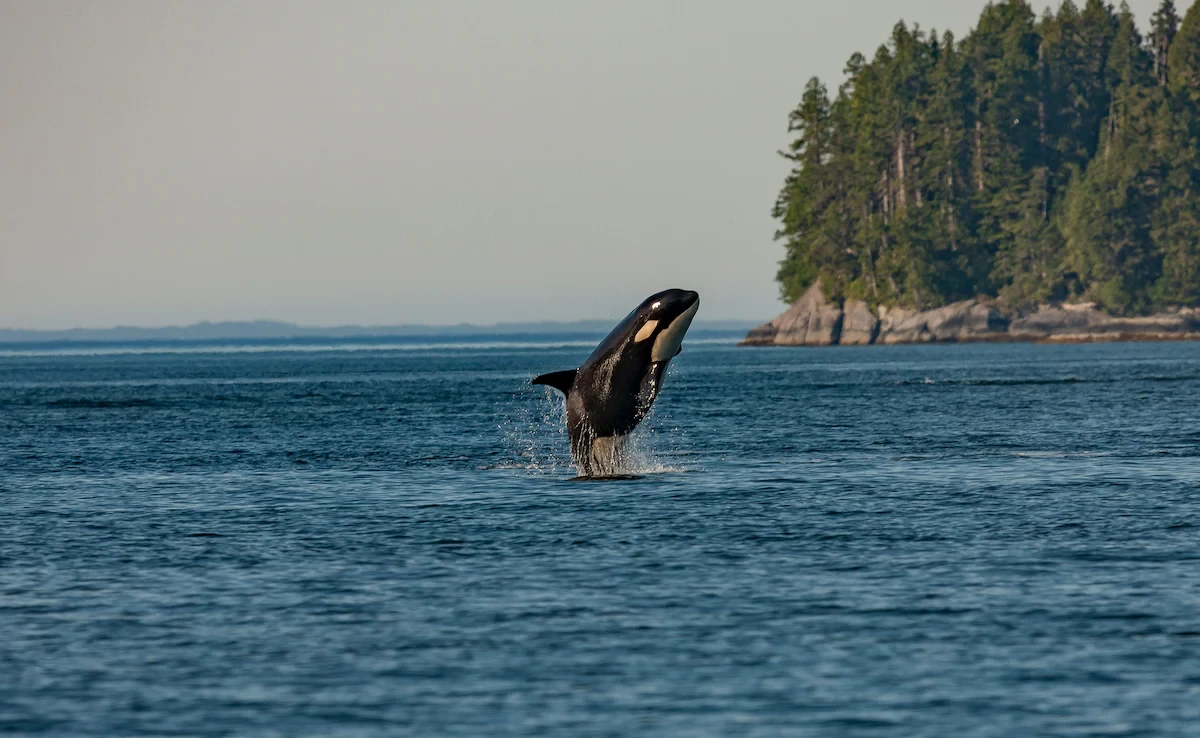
[3,338,1200,736]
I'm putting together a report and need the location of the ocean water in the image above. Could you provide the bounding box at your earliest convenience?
[2,336,1200,737]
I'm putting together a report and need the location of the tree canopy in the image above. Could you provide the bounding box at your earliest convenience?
[773,0,1200,315]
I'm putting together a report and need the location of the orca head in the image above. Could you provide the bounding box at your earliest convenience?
[629,288,700,362]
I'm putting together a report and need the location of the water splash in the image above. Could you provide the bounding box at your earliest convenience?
[495,368,691,478]
[494,382,572,475]
[625,361,693,475]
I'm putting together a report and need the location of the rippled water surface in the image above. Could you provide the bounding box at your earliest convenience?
[3,337,1200,736]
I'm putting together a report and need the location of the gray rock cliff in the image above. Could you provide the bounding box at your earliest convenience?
[743,294,1200,347]
[839,299,879,346]
[741,282,843,346]
[878,300,1009,344]
[1008,304,1200,341]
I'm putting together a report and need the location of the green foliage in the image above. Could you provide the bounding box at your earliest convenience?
[1060,3,1162,313]
[1169,1,1200,105]
[1150,0,1180,85]
[773,0,1200,314]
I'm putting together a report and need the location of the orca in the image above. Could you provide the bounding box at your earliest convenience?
[533,288,699,476]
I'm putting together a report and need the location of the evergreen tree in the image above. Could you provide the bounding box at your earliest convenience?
[917,30,979,300]
[1038,0,1118,185]
[770,0,1200,314]
[1153,1,1200,304]
[993,166,1063,305]
[964,1,1045,298]
[774,77,835,303]
[1060,2,1160,313]
[1150,0,1181,87]
[1168,0,1200,108]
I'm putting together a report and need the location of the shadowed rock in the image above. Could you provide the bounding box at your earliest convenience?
[840,299,879,345]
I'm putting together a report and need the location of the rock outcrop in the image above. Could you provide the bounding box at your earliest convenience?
[839,299,879,345]
[741,282,843,346]
[876,306,927,344]
[743,295,1198,347]
[878,300,1009,344]
[1009,303,1200,342]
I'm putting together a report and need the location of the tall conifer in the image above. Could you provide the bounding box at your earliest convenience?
[1150,0,1181,86]
[1153,1,1200,304]
[770,0,1200,314]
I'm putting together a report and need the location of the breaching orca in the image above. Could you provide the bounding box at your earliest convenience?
[533,289,699,476]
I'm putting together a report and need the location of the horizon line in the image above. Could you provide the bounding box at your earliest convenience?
[0,317,761,331]
[0,317,761,343]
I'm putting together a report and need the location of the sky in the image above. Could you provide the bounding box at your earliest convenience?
[0,0,1178,329]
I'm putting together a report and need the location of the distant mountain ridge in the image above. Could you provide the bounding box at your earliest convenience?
[0,319,758,344]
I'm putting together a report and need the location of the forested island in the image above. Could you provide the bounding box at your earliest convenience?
[747,0,1200,346]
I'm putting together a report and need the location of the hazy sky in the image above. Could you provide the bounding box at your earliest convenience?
[0,1,1177,329]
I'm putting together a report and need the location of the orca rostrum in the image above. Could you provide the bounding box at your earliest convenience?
[533,288,699,477]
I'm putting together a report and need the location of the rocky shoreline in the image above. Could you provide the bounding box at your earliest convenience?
[741,283,1200,347]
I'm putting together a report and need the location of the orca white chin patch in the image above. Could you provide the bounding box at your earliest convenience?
[634,320,659,343]
[651,300,699,362]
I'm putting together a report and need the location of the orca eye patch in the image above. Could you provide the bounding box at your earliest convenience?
[634,320,659,343]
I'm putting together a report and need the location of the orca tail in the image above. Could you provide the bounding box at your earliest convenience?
[532,369,578,396]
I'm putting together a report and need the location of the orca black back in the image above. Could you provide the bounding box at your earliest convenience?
[532,288,699,476]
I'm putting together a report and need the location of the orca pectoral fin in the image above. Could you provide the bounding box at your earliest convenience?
[532,369,578,396]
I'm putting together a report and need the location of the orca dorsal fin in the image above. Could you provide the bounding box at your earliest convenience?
[532,369,578,396]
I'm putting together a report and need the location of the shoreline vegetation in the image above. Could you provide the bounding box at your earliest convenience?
[750,0,1200,346]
